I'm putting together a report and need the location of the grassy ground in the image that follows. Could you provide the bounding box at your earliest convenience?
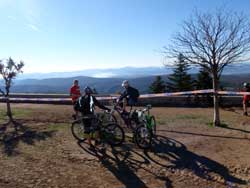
[0,103,250,188]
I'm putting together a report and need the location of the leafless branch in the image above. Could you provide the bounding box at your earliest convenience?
[164,9,250,79]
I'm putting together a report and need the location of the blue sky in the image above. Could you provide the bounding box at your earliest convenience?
[0,0,250,73]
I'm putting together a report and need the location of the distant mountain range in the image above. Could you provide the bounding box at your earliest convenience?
[11,76,161,94]
[0,64,249,94]
[17,63,250,80]
[2,73,249,94]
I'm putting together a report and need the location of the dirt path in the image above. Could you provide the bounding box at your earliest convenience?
[0,104,250,188]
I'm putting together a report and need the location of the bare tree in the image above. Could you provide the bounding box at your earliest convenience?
[0,57,24,123]
[165,9,250,126]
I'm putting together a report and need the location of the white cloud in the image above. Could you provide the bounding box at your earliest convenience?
[27,23,39,31]
[92,72,117,78]
[22,1,41,32]
[4,0,42,32]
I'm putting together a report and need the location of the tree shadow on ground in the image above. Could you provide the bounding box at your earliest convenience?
[78,135,247,187]
[144,135,246,186]
[218,125,250,134]
[78,141,173,188]
[221,107,242,115]
[0,121,55,156]
[159,129,249,140]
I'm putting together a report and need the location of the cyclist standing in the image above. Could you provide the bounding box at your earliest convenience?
[242,82,250,116]
[74,86,110,149]
[70,80,81,119]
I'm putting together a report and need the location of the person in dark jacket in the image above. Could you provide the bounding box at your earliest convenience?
[118,80,140,111]
[75,86,110,149]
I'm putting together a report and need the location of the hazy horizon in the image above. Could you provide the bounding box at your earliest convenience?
[22,65,165,74]
[11,62,250,80]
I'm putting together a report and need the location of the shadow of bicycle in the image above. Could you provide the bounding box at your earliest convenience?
[78,139,172,188]
[77,135,247,187]
[146,135,246,185]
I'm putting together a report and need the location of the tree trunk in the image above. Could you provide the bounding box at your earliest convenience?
[6,97,13,122]
[5,87,14,123]
[212,75,220,126]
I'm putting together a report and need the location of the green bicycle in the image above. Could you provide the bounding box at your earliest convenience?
[134,105,157,149]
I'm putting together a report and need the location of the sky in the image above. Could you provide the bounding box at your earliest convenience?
[0,0,250,73]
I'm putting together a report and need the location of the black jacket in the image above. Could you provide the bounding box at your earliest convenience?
[75,95,109,115]
[119,86,139,102]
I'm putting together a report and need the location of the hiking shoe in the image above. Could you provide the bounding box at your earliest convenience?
[95,140,101,146]
[98,143,106,152]
[88,145,96,151]
[72,114,77,120]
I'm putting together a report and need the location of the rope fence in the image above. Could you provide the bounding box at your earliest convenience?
[0,89,249,105]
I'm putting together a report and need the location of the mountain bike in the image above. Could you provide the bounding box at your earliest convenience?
[107,100,156,149]
[71,113,125,147]
[137,104,157,135]
[108,100,139,132]
[133,105,157,149]
[96,111,117,124]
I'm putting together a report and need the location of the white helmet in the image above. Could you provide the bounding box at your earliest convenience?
[122,80,129,87]
[243,82,249,87]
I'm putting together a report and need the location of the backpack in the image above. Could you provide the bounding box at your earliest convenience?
[130,87,140,101]
[134,88,140,98]
[74,95,94,113]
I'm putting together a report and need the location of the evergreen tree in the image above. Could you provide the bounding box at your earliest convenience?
[196,67,213,89]
[194,67,213,106]
[167,54,193,92]
[149,76,166,93]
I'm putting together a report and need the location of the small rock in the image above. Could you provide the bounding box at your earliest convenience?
[232,167,238,173]
[244,168,249,174]
[161,168,167,173]
[212,175,218,181]
[164,171,170,177]
[194,176,199,181]
[236,168,242,174]
[180,170,186,176]
[217,177,224,184]
[47,179,52,183]
[174,169,179,174]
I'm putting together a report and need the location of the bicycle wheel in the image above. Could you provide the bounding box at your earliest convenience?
[129,111,140,130]
[129,119,139,131]
[71,120,86,141]
[108,114,118,123]
[97,113,118,124]
[102,123,125,146]
[151,116,157,136]
[134,124,152,149]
